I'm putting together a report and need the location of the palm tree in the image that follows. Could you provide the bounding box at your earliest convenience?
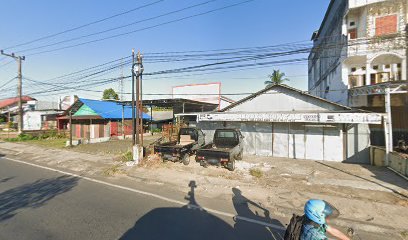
[264,70,289,87]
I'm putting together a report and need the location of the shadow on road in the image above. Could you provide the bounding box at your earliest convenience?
[0,177,15,183]
[119,181,284,240]
[0,175,79,221]
[316,161,408,199]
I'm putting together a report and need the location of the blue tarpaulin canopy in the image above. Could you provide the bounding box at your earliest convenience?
[77,98,150,120]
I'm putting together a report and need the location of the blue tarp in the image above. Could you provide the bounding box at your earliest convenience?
[79,98,151,120]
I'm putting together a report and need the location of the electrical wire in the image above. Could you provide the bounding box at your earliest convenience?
[25,0,256,56]
[2,0,165,51]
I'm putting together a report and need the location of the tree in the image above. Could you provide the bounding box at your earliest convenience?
[265,70,289,87]
[102,88,119,100]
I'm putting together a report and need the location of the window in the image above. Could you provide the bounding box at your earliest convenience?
[397,63,401,68]
[350,21,355,27]
[362,66,366,71]
[351,67,357,72]
[348,29,357,39]
[373,65,379,70]
[217,131,236,138]
[375,15,397,36]
[384,64,390,69]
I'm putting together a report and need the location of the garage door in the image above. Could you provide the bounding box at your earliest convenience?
[305,126,324,160]
[273,123,289,158]
[289,123,305,159]
[240,123,256,155]
[255,123,273,156]
[323,126,343,162]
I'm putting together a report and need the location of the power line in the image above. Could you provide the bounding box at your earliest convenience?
[0,77,16,90]
[25,0,256,56]
[2,0,165,51]
[16,0,218,54]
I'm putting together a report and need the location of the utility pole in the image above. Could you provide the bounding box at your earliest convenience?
[135,51,140,146]
[138,51,144,148]
[131,50,144,163]
[122,104,125,139]
[1,50,25,133]
[69,110,73,147]
[384,86,393,166]
[131,49,136,146]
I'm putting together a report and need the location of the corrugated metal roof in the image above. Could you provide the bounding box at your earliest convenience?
[78,98,150,120]
[220,84,351,112]
[0,96,35,109]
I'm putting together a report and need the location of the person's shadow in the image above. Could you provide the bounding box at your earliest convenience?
[119,182,284,240]
[232,188,285,240]
[119,181,235,240]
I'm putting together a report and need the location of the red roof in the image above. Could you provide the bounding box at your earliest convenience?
[0,96,35,109]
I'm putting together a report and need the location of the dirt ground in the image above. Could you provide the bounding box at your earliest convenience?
[69,135,160,157]
[124,154,408,237]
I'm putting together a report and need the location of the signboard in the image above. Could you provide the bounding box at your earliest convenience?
[197,112,383,124]
[172,82,221,106]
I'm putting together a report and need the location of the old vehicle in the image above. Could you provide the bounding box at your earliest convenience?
[195,129,244,171]
[154,127,205,165]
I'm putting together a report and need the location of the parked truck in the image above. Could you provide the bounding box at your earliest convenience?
[154,127,205,165]
[195,129,244,171]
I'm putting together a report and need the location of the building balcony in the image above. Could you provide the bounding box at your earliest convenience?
[347,39,368,57]
[348,0,387,9]
[348,80,408,107]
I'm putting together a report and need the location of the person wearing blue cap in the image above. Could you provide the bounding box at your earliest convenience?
[301,199,350,240]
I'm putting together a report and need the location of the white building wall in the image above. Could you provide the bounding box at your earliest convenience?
[226,88,344,113]
[197,121,359,163]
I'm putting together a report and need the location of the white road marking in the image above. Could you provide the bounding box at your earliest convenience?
[2,156,286,231]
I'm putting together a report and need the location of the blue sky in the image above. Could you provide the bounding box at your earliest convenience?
[0,0,329,101]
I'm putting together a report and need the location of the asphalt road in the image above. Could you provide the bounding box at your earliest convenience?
[0,157,285,240]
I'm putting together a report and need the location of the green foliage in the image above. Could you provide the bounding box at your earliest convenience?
[102,88,119,100]
[249,168,263,178]
[152,128,162,133]
[121,150,133,162]
[7,121,14,129]
[265,69,289,86]
[5,133,39,142]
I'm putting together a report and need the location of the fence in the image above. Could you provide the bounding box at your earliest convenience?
[370,146,408,177]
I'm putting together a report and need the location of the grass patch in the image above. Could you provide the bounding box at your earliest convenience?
[103,164,125,176]
[249,168,263,178]
[121,150,133,162]
[4,133,67,149]
[401,231,408,239]
[28,139,67,149]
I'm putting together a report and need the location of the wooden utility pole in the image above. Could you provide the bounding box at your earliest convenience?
[131,49,144,163]
[69,110,73,147]
[138,51,144,148]
[1,50,25,133]
[131,49,136,146]
[122,104,125,139]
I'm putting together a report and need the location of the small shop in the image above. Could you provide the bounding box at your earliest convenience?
[185,85,383,163]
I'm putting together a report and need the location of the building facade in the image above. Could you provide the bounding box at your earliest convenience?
[192,85,383,164]
[309,0,408,145]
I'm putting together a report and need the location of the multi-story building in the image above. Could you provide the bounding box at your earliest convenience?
[309,0,408,145]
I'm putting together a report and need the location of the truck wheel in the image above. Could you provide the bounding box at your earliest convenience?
[227,159,235,171]
[182,154,190,165]
[236,150,243,160]
[200,160,208,168]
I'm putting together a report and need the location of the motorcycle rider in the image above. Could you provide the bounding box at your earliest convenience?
[301,199,350,240]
